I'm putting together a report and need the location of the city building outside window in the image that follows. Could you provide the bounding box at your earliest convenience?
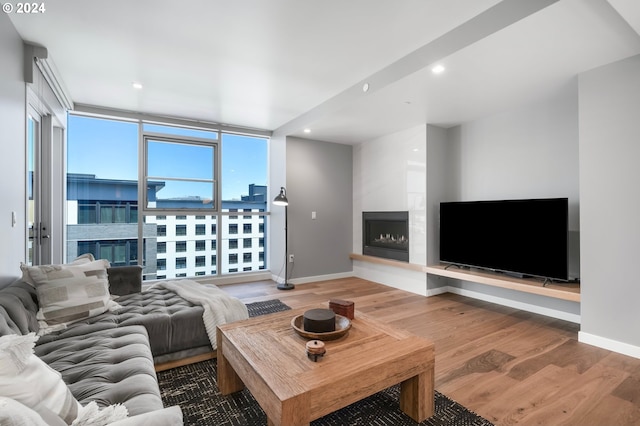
[176,225,187,236]
[176,257,187,269]
[66,114,268,281]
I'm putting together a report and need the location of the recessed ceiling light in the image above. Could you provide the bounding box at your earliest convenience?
[132,82,143,90]
[431,65,445,74]
[303,128,311,133]
[362,83,370,93]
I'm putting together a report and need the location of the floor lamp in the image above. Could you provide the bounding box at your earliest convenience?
[273,187,295,290]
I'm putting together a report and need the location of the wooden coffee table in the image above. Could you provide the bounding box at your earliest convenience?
[217,305,435,425]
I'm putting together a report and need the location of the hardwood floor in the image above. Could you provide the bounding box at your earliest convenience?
[220,277,640,425]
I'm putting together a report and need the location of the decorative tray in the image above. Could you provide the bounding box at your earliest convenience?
[290,314,351,341]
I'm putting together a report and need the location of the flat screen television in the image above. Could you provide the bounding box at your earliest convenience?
[439,198,568,281]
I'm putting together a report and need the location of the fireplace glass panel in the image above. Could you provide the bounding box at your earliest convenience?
[362,211,409,262]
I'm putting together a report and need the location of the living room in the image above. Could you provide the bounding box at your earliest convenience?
[2,0,640,424]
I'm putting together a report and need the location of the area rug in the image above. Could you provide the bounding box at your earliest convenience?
[157,299,494,426]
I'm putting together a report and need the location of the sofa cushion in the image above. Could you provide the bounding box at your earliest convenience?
[108,266,143,296]
[35,325,164,417]
[36,287,211,360]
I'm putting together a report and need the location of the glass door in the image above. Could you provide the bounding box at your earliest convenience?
[27,111,51,265]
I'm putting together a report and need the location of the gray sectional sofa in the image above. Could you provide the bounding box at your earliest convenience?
[0,265,246,425]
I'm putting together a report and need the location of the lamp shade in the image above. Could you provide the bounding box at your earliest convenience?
[273,187,289,206]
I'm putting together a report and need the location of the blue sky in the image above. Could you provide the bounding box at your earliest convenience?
[67,115,267,200]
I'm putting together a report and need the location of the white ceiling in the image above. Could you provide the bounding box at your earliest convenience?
[8,0,640,144]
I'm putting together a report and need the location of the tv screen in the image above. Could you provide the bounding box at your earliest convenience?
[439,198,568,281]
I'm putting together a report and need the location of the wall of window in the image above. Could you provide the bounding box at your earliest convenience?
[66,111,269,281]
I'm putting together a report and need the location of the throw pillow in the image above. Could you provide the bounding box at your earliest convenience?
[20,254,96,287]
[0,333,81,425]
[0,396,51,426]
[25,259,119,328]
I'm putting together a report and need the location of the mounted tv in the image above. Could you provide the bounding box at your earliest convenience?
[439,198,568,281]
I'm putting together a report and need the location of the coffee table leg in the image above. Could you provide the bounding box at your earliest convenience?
[216,330,245,395]
[217,350,244,394]
[264,395,310,426]
[399,367,434,422]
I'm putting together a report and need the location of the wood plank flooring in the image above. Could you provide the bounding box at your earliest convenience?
[219,277,640,425]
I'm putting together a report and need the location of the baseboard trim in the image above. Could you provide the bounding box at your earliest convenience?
[288,271,355,285]
[200,271,272,286]
[443,286,581,324]
[578,331,640,359]
[426,286,449,297]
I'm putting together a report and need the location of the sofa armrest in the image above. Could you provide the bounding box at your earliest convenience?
[107,266,143,296]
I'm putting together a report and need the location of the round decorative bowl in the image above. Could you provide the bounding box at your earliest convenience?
[291,314,351,341]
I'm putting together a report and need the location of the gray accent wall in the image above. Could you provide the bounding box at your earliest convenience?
[579,54,640,349]
[0,15,26,287]
[286,137,352,280]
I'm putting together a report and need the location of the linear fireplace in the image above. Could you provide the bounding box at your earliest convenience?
[362,211,409,262]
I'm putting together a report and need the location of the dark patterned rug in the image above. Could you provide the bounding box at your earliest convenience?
[158,299,494,426]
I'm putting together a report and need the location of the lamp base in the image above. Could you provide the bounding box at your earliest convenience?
[277,282,295,291]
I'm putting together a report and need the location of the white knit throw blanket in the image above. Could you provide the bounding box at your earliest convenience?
[145,280,248,350]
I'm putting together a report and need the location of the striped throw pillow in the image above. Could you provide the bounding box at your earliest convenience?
[0,333,81,424]
[25,259,118,326]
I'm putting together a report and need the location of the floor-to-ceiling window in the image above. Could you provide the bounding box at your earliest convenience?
[66,112,268,281]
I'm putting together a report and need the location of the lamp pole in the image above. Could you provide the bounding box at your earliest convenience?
[273,187,294,290]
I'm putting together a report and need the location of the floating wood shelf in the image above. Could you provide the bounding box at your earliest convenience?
[349,253,425,272]
[425,264,580,302]
[350,254,580,303]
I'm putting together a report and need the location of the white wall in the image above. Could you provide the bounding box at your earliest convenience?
[437,79,581,321]
[0,15,26,286]
[578,54,640,357]
[452,78,581,279]
[426,124,458,292]
[352,124,428,295]
[268,134,287,284]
